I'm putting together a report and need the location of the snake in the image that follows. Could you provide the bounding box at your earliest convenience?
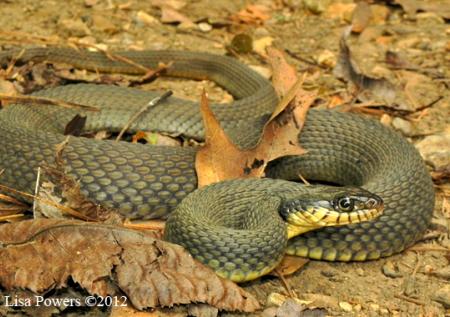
[0,47,435,282]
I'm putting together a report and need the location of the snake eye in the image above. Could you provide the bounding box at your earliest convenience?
[337,197,354,212]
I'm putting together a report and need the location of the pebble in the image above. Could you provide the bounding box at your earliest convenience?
[392,117,413,136]
[382,261,403,278]
[136,10,160,26]
[58,18,91,37]
[277,299,305,317]
[197,22,212,32]
[303,0,331,14]
[91,14,117,33]
[356,268,365,276]
[415,132,450,171]
[339,301,353,312]
[369,303,380,311]
[314,49,336,68]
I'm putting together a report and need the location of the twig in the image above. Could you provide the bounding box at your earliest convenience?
[116,91,173,141]
[0,184,95,221]
[0,94,99,112]
[394,294,425,306]
[298,173,310,185]
[274,268,297,298]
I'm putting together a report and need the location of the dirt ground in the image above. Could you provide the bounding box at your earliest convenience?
[0,0,449,316]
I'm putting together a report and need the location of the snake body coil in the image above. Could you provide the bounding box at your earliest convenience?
[0,48,434,275]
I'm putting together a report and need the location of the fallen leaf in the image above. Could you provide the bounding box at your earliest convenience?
[160,7,194,27]
[271,255,309,277]
[229,4,270,25]
[333,27,398,107]
[0,219,260,312]
[64,114,87,136]
[196,48,315,186]
[152,0,186,10]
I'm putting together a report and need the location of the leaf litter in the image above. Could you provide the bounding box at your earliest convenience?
[0,0,449,315]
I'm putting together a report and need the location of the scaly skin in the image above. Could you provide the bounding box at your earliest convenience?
[0,48,435,274]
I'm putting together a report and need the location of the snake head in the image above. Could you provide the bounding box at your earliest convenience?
[279,187,384,239]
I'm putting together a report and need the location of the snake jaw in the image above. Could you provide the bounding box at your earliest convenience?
[282,190,384,239]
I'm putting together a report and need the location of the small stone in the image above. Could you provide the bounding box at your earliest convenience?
[339,301,353,312]
[369,303,380,311]
[382,261,403,278]
[380,114,392,127]
[91,14,117,33]
[58,18,91,37]
[314,49,336,68]
[354,304,362,312]
[303,0,331,14]
[136,10,160,26]
[84,0,97,7]
[197,22,212,32]
[356,268,364,276]
[380,308,390,315]
[277,299,305,317]
[392,117,413,136]
[433,285,450,308]
[415,132,450,171]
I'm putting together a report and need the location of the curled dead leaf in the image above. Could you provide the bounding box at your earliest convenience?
[0,219,260,312]
[196,48,316,187]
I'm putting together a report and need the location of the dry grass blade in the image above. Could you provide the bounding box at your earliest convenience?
[0,94,99,112]
[0,183,94,221]
[116,91,173,141]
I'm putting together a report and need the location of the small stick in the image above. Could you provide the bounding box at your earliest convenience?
[394,294,425,306]
[0,184,95,221]
[275,268,297,298]
[116,90,173,141]
[298,173,310,185]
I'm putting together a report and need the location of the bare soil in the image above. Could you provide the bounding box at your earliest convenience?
[0,0,448,316]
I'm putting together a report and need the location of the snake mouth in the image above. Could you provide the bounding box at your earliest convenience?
[286,205,384,239]
[280,188,384,239]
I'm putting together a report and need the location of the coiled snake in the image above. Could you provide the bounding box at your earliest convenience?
[0,48,434,281]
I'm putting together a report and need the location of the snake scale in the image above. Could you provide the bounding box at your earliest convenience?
[0,48,435,281]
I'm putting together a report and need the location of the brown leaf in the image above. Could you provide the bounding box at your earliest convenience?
[271,255,309,277]
[160,7,194,26]
[196,48,315,187]
[0,219,260,312]
[333,28,398,106]
[64,114,87,136]
[229,4,270,25]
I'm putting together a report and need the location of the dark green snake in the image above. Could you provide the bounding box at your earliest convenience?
[0,48,435,281]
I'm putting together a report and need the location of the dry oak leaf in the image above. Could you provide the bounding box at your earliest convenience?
[0,219,260,312]
[229,4,271,25]
[195,48,316,187]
